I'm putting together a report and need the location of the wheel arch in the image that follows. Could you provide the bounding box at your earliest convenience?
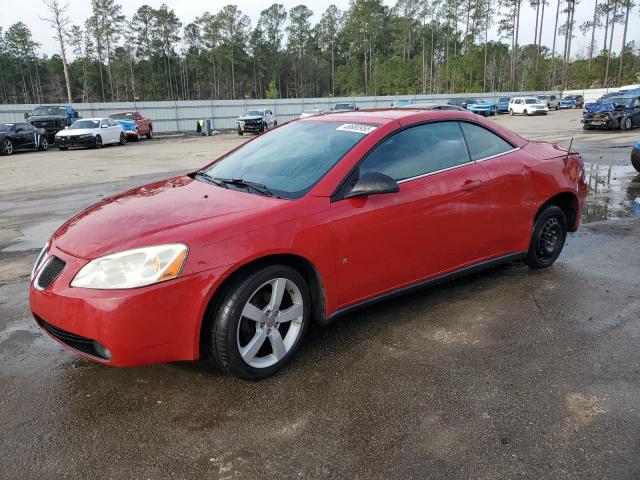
[535,191,579,232]
[198,253,327,359]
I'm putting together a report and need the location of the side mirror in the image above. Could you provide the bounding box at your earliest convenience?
[344,172,399,199]
[24,112,29,119]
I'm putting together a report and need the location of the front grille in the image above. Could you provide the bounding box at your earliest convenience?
[36,256,66,290]
[35,317,110,360]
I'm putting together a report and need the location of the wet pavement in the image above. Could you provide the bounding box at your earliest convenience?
[1,112,639,479]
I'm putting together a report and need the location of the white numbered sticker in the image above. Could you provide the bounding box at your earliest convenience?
[336,123,377,135]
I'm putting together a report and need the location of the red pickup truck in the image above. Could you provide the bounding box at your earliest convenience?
[108,111,154,140]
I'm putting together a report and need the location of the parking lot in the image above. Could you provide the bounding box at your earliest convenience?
[1,109,639,479]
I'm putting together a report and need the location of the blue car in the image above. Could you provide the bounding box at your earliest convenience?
[496,97,510,114]
[558,97,577,109]
[632,141,640,172]
[466,99,497,117]
[109,113,140,141]
[582,95,640,131]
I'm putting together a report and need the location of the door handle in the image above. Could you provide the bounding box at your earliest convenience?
[460,180,482,191]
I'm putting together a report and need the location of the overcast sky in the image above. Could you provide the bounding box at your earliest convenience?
[3,0,638,59]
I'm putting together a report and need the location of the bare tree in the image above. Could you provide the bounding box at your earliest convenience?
[616,0,634,84]
[41,0,72,103]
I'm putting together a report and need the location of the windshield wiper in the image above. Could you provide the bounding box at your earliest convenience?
[193,171,227,188]
[214,178,274,197]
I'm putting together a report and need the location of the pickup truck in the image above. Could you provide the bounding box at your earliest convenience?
[25,105,80,142]
[108,111,154,140]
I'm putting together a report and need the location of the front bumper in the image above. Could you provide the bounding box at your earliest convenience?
[558,104,575,109]
[29,244,225,366]
[123,130,139,139]
[56,135,95,147]
[581,115,619,129]
[238,122,265,134]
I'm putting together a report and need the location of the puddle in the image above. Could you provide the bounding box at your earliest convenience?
[582,163,640,223]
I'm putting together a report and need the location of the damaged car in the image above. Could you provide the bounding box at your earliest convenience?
[582,95,640,131]
[237,109,277,135]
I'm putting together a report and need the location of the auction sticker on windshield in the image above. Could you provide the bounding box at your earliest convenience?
[336,123,378,134]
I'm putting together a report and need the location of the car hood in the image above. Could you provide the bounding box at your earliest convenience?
[468,103,492,108]
[55,128,96,136]
[586,102,617,113]
[238,115,263,121]
[114,120,136,130]
[51,175,289,259]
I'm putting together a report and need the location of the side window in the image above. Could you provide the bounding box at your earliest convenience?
[359,121,470,181]
[550,95,556,100]
[460,122,514,161]
[108,119,117,126]
[100,119,108,128]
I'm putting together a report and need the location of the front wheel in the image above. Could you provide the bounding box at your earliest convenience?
[1,138,14,155]
[523,109,529,116]
[509,109,514,116]
[237,129,244,136]
[39,137,48,151]
[621,116,633,131]
[94,135,102,149]
[119,132,127,145]
[524,205,567,269]
[205,265,310,380]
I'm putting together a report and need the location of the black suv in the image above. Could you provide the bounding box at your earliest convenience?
[25,105,80,142]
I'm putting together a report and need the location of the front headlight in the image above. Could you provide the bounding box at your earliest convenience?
[238,120,245,126]
[71,244,188,289]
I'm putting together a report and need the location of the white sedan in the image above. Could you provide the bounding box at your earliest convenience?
[508,97,549,116]
[55,118,126,150]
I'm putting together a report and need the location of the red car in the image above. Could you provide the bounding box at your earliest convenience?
[30,109,587,379]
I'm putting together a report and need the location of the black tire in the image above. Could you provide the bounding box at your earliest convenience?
[39,137,48,151]
[583,124,593,130]
[94,135,102,149]
[205,265,311,380]
[524,205,567,269]
[273,121,278,127]
[146,127,153,139]
[119,132,127,145]
[523,109,529,116]
[135,130,141,142]
[621,116,633,131]
[509,109,514,116]
[1,138,14,156]
[632,149,640,173]
[555,105,559,110]
[58,146,68,151]
[237,129,244,136]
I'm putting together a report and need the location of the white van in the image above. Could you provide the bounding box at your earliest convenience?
[509,97,549,116]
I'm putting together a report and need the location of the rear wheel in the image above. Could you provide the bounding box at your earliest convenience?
[621,116,633,131]
[39,137,48,151]
[523,109,529,116]
[146,127,153,139]
[206,265,310,379]
[525,205,567,269]
[1,138,13,155]
[119,132,127,145]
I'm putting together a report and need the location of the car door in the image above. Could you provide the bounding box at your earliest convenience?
[109,119,121,142]
[329,121,493,307]
[631,97,640,126]
[460,121,530,255]
[20,123,37,150]
[13,123,35,150]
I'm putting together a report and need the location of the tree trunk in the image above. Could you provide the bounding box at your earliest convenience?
[617,1,630,84]
[588,0,598,69]
[550,0,560,88]
[603,0,617,86]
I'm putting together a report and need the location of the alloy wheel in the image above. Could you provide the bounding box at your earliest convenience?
[236,277,304,369]
[41,138,48,151]
[2,139,13,155]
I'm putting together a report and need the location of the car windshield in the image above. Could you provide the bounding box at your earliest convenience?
[202,120,371,199]
[606,97,634,107]
[32,106,68,116]
[244,110,264,116]
[109,113,134,120]
[525,99,539,104]
[70,120,100,129]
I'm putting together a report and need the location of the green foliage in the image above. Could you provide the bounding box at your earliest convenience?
[0,0,638,104]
